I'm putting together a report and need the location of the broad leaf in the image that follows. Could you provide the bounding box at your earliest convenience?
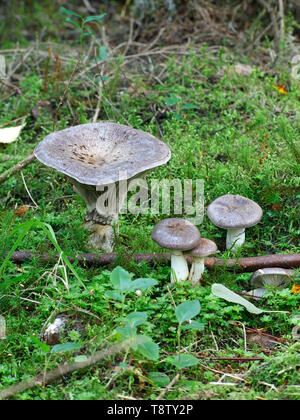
[50,342,82,354]
[136,335,159,360]
[168,354,199,369]
[126,312,148,328]
[175,300,201,324]
[148,372,170,387]
[0,123,26,144]
[110,266,132,292]
[211,284,288,314]
[181,320,205,331]
[130,278,158,291]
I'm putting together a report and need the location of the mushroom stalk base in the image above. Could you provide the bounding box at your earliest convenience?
[226,228,245,251]
[171,251,189,283]
[188,257,205,285]
[72,179,126,253]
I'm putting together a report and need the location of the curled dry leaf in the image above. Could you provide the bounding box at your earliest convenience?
[0,123,26,144]
[14,205,30,217]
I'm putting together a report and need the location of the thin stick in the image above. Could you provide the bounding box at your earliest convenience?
[0,153,36,185]
[0,338,139,400]
[156,374,180,400]
[20,171,38,208]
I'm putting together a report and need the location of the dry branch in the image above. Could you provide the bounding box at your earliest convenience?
[9,251,300,272]
[0,153,36,185]
[0,339,135,400]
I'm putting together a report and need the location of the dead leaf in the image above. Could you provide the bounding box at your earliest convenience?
[247,332,278,349]
[14,205,30,217]
[0,123,26,144]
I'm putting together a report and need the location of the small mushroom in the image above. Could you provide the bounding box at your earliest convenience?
[35,122,171,252]
[250,267,294,290]
[207,194,263,251]
[186,238,217,285]
[151,218,201,283]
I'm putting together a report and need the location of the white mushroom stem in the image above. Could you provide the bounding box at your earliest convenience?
[188,257,205,285]
[170,251,189,283]
[226,228,245,251]
[72,179,127,253]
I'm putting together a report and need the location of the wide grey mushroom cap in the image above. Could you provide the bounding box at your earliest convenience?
[187,238,217,257]
[151,218,201,251]
[207,194,263,229]
[251,267,294,289]
[34,122,171,186]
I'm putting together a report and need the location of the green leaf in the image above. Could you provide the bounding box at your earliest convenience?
[50,342,82,354]
[84,14,106,23]
[175,300,201,324]
[181,103,198,110]
[136,335,159,360]
[30,335,51,354]
[148,372,170,387]
[105,290,124,302]
[181,320,205,331]
[130,278,158,291]
[167,354,199,369]
[126,312,148,328]
[110,266,132,292]
[65,17,81,28]
[60,7,81,18]
[115,324,134,339]
[165,93,180,106]
[211,284,288,314]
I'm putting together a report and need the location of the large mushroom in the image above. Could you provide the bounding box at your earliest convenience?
[250,267,294,290]
[35,122,171,252]
[186,238,217,285]
[207,194,263,251]
[151,218,201,283]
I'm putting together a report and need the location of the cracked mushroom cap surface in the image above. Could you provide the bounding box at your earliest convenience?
[187,238,217,258]
[250,267,294,289]
[34,122,171,185]
[207,194,263,229]
[151,218,201,251]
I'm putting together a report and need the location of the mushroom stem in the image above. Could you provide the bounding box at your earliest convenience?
[226,228,245,251]
[72,179,127,252]
[188,257,205,285]
[170,251,189,283]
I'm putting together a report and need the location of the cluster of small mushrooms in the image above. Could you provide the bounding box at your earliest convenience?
[34,122,295,291]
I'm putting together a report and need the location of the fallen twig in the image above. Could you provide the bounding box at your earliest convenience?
[8,251,300,272]
[0,338,137,400]
[156,373,180,400]
[0,153,36,185]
